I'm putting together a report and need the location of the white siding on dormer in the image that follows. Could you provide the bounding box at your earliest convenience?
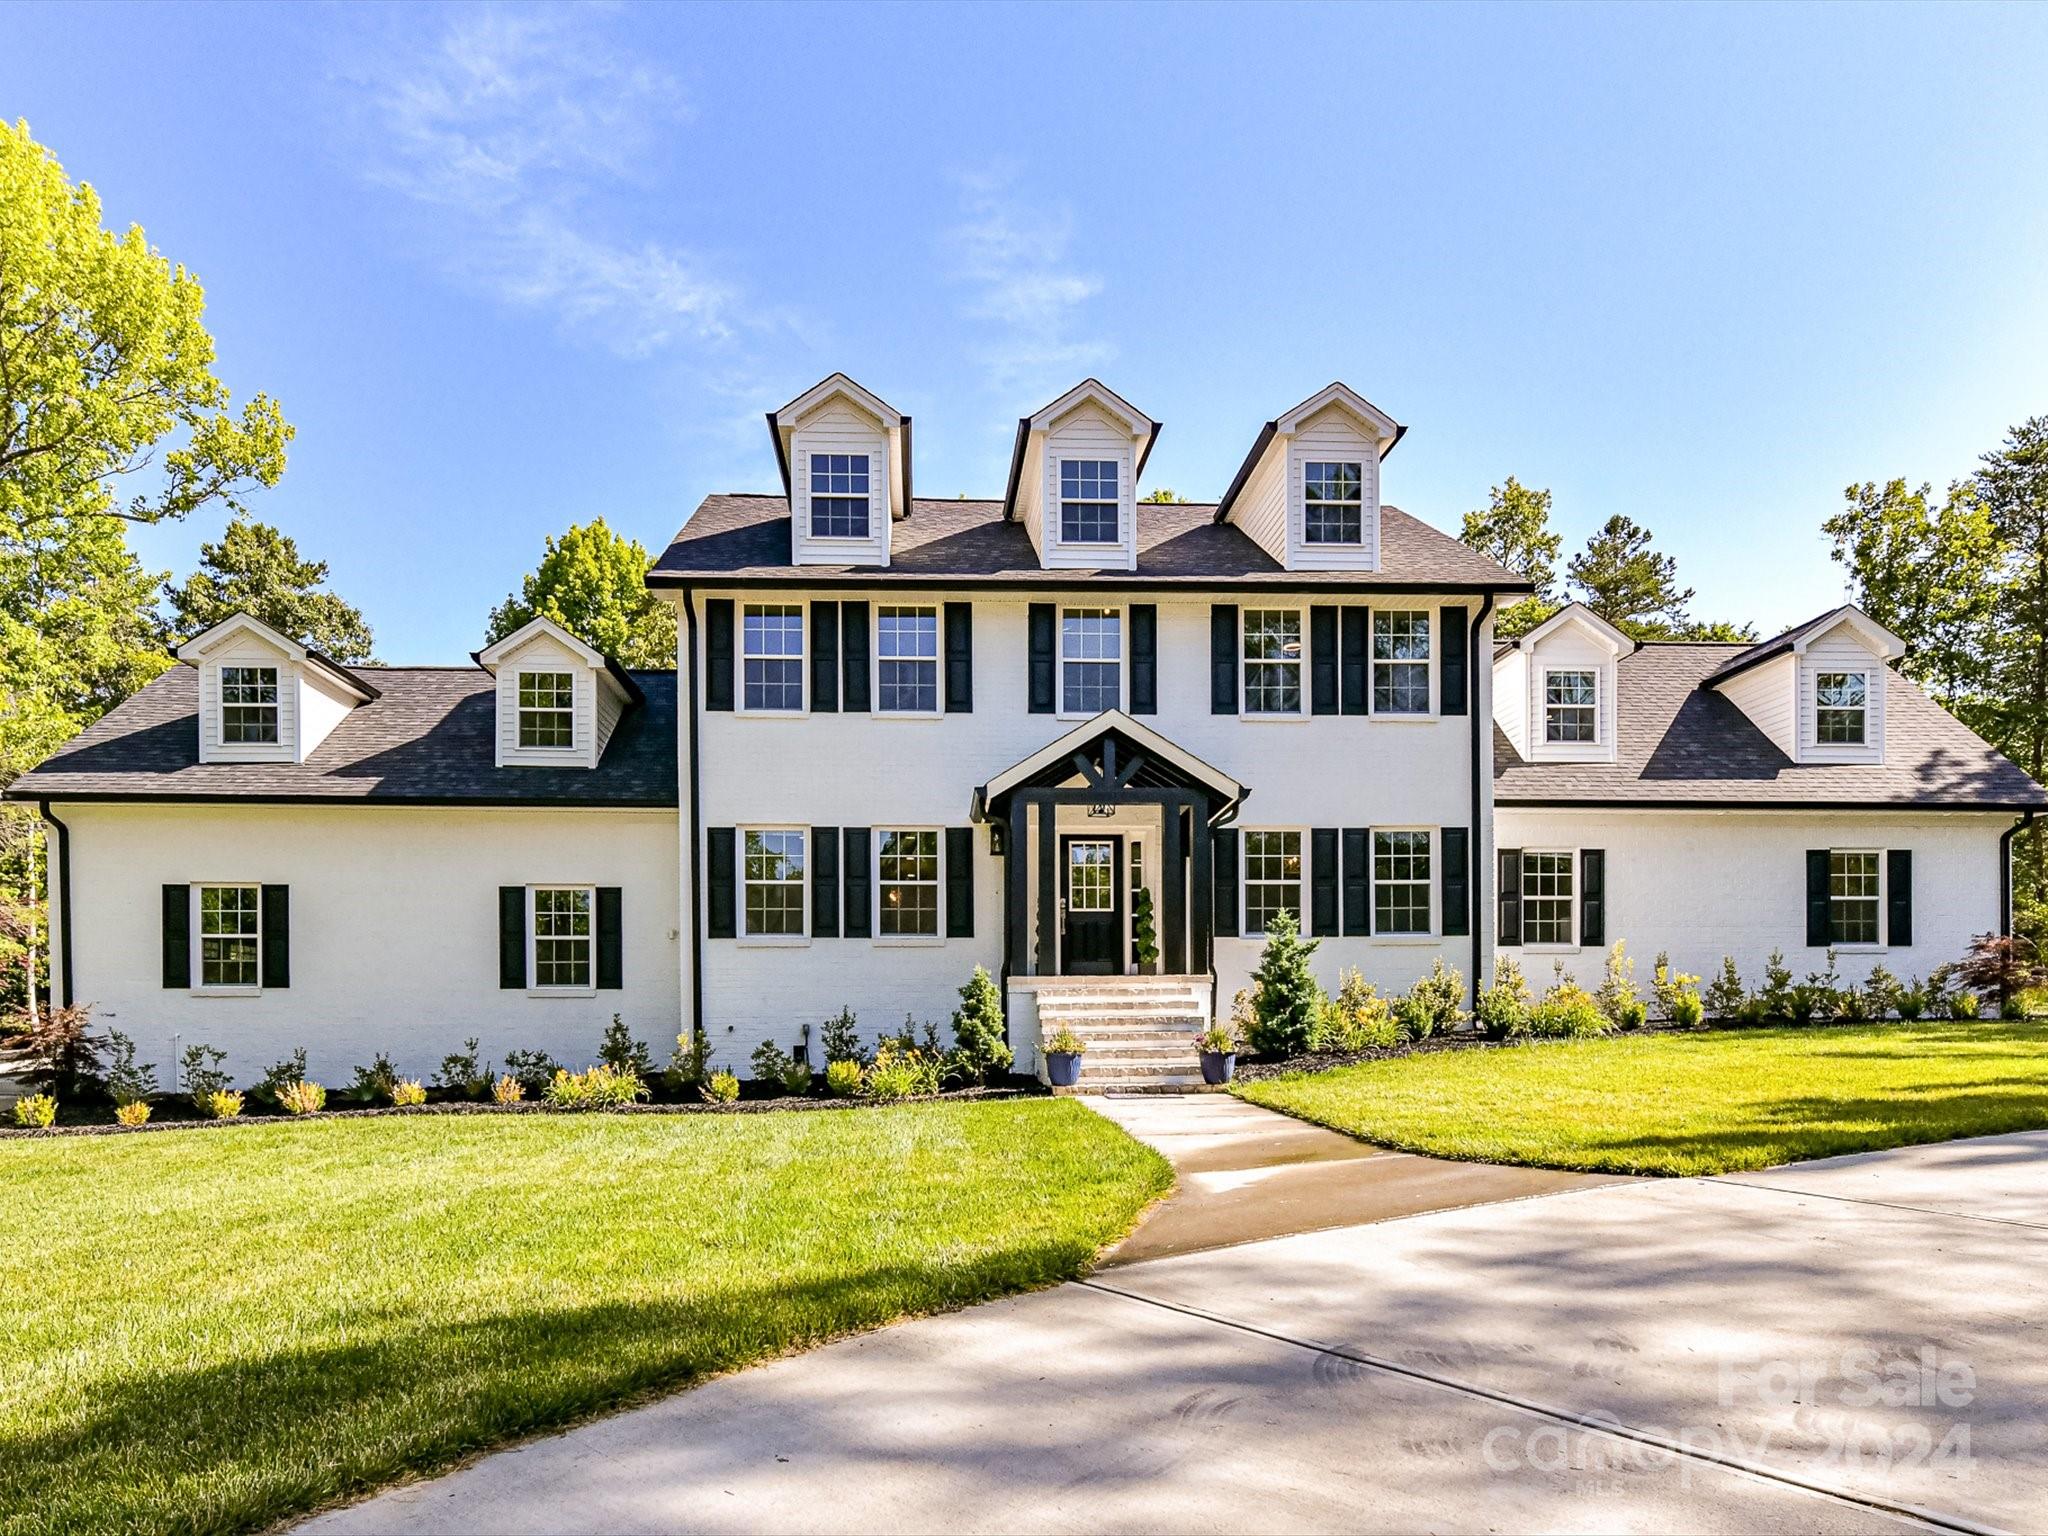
[1797,622,1887,764]
[494,632,597,770]
[1716,652,1798,760]
[1521,624,1618,764]
[1040,401,1137,571]
[790,396,891,568]
[1285,405,1381,571]
[1494,648,1530,759]
[196,633,298,765]
[297,669,358,761]
[594,678,627,760]
[1229,440,1288,568]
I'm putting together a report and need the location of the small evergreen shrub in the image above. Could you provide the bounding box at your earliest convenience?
[278,1080,326,1115]
[1248,909,1322,1057]
[1734,995,1768,1026]
[819,1007,865,1068]
[1861,964,1903,1019]
[435,1038,492,1099]
[1526,984,1610,1039]
[1314,969,1400,1050]
[599,1015,656,1077]
[492,1073,525,1105]
[1758,948,1797,1019]
[390,1078,427,1107]
[949,966,1013,1083]
[750,1039,798,1087]
[202,1089,245,1120]
[180,1044,231,1112]
[546,1065,649,1108]
[1474,956,1532,1041]
[1132,887,1160,970]
[1404,958,1469,1038]
[864,1041,942,1101]
[103,1030,158,1110]
[1950,990,1983,1021]
[1702,957,1746,1019]
[1651,954,1701,1022]
[1837,986,1871,1022]
[1896,983,1928,1021]
[114,1100,151,1127]
[824,1059,863,1097]
[13,1093,57,1128]
[1669,988,1705,1027]
[255,1048,310,1109]
[1595,942,1646,1029]
[347,1053,399,1104]
[503,1048,563,1095]
[664,1029,710,1095]
[702,1070,740,1105]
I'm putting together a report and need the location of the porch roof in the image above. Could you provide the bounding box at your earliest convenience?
[975,711,1247,814]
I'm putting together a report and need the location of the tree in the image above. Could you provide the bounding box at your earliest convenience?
[948,965,1012,1084]
[1567,515,1694,637]
[1461,477,1562,637]
[1247,908,1321,1058]
[164,515,374,661]
[1141,488,1188,504]
[486,519,676,667]
[1976,417,2048,929]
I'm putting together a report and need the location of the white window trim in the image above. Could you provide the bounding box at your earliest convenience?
[1369,826,1437,941]
[807,451,874,543]
[1239,605,1309,721]
[1301,459,1366,547]
[1056,603,1126,720]
[1370,608,1439,721]
[737,603,810,719]
[1519,848,1579,953]
[190,881,263,996]
[1240,826,1308,939]
[874,826,946,947]
[527,883,598,995]
[515,668,580,754]
[737,825,810,947]
[1813,669,1871,749]
[871,604,944,720]
[1054,456,1123,548]
[1827,846,1887,952]
[1540,666,1601,746]
[217,665,281,748]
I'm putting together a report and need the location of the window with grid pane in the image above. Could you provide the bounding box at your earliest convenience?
[1060,608,1121,713]
[878,830,940,937]
[1303,461,1364,544]
[1544,670,1597,743]
[518,671,575,747]
[1521,852,1574,946]
[221,667,279,744]
[1242,608,1303,715]
[876,606,939,713]
[1372,611,1431,714]
[1067,841,1114,912]
[1829,850,1880,945]
[809,453,871,538]
[1059,460,1119,544]
[532,887,593,987]
[742,605,805,711]
[1243,830,1302,937]
[1373,831,1432,934]
[743,829,806,937]
[1816,672,1867,744]
[198,885,260,987]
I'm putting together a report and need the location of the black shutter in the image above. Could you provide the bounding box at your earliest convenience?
[1440,605,1469,717]
[707,829,737,939]
[1341,608,1369,716]
[843,827,873,938]
[1211,605,1238,714]
[498,886,526,988]
[944,602,973,713]
[1806,849,1831,948]
[812,827,840,938]
[1213,827,1240,938]
[1028,603,1056,714]
[1130,604,1158,715]
[1498,849,1523,947]
[1441,828,1470,938]
[810,601,840,713]
[1888,849,1913,947]
[261,884,290,989]
[596,887,623,989]
[840,602,870,713]
[1310,828,1340,936]
[1580,849,1606,948]
[1342,828,1370,936]
[946,826,974,937]
[162,884,189,989]
[704,599,734,712]
[1310,608,1339,716]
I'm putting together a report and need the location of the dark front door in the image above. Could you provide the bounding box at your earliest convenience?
[1061,836,1123,975]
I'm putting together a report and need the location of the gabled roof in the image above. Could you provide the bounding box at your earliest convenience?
[764,371,912,510]
[1001,379,1161,521]
[1214,382,1408,525]
[1703,605,1905,689]
[175,612,380,702]
[472,615,646,707]
[978,710,1246,808]
[1506,602,1637,657]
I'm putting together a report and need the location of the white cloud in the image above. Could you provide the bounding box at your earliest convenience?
[947,171,1113,397]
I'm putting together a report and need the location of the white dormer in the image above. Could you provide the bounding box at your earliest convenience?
[177,612,377,765]
[1003,380,1159,571]
[770,373,910,569]
[1492,603,1632,764]
[1214,382,1404,571]
[1706,606,1904,765]
[475,616,640,770]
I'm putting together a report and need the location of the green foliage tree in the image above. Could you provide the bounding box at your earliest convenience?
[1461,476,1562,637]
[486,518,676,667]
[948,965,1013,1084]
[1247,907,1321,1057]
[1566,514,1754,642]
[1141,488,1188,504]
[164,515,374,661]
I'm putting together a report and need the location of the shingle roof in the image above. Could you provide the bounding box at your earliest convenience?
[1494,643,2047,809]
[7,666,677,806]
[648,495,1529,590]
[1701,608,1858,686]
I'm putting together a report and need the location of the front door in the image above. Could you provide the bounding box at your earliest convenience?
[1061,836,1123,975]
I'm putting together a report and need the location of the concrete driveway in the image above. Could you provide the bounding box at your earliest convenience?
[305,1128,2048,1535]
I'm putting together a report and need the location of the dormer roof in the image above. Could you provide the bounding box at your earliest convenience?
[1702,605,1904,691]
[766,372,912,520]
[1214,382,1407,525]
[473,615,646,707]
[1508,602,1637,658]
[175,612,380,701]
[1002,379,1161,522]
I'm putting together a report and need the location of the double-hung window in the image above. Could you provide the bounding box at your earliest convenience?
[1243,830,1303,937]
[742,604,805,712]
[197,884,260,988]
[1522,853,1575,947]
[221,667,279,744]
[1303,460,1364,544]
[1544,670,1597,743]
[876,606,939,713]
[1372,611,1431,715]
[1059,460,1119,544]
[1242,608,1303,715]
[1373,831,1432,935]
[1816,672,1867,745]
[878,829,940,938]
[532,886,593,988]
[518,672,575,748]
[1060,608,1121,713]
[743,829,806,938]
[1829,850,1881,945]
[809,453,871,539]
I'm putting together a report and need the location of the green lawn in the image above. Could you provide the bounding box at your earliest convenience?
[0,1102,1169,1536]
[1235,1020,2048,1177]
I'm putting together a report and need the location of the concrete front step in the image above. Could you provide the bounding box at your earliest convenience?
[1035,994,1207,1012]
[1062,1034,1205,1050]
[1054,1076,1211,1094]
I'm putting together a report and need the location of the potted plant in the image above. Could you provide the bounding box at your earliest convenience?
[1043,1026,1086,1088]
[1198,1021,1238,1085]
[1132,887,1160,976]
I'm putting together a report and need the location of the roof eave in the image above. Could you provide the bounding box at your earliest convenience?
[1000,417,1030,522]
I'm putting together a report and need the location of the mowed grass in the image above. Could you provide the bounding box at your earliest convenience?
[0,1102,1170,1536]
[1236,1020,2048,1177]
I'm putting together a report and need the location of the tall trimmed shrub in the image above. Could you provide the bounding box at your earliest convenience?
[1249,908,1321,1058]
[950,965,1014,1083]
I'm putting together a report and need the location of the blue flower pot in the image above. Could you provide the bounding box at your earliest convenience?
[1046,1050,1083,1088]
[1200,1050,1237,1086]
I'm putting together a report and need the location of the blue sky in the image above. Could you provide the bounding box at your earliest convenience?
[6,1,2047,661]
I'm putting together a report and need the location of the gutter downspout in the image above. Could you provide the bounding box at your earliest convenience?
[682,593,705,1049]
[1468,593,1497,1009]
[2001,812,2034,938]
[39,801,72,1010]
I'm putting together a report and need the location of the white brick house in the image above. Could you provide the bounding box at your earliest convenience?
[14,375,2044,1089]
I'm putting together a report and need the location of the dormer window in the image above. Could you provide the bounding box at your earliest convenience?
[1059,460,1119,544]
[1303,461,1364,544]
[1544,669,1598,743]
[809,453,872,539]
[518,672,575,749]
[220,667,279,744]
[1816,671,1868,744]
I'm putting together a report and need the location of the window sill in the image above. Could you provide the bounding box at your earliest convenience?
[1371,933,1440,945]
[872,935,946,948]
[1517,945,1581,956]
[190,987,262,999]
[1826,944,1887,954]
[733,709,810,721]
[1368,712,1439,724]
[527,987,598,999]
[872,710,945,722]
[1238,712,1310,723]
[736,935,811,948]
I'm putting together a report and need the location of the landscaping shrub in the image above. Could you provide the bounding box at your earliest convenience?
[1043,1026,1086,1057]
[1132,887,1160,971]
[1595,942,1647,1029]
[392,1078,428,1107]
[1526,983,1610,1039]
[202,1089,245,1120]
[1950,990,1984,1021]
[819,1007,865,1068]
[1248,909,1322,1056]
[103,1030,157,1111]
[949,965,1014,1083]
[1314,968,1400,1050]
[599,1016,656,1078]
[1474,956,1532,1041]
[1837,986,1871,1022]
[13,1093,56,1128]
[864,1041,943,1101]
[8,1002,105,1100]
[1897,982,1928,1021]
[254,1048,311,1110]
[1734,995,1768,1026]
[180,1044,230,1112]
[824,1059,863,1097]
[544,1065,648,1109]
[1862,964,1903,1019]
[1651,953,1701,1023]
[503,1048,563,1095]
[278,1080,326,1115]
[702,1070,740,1105]
[750,1039,799,1088]
[492,1074,525,1105]
[1703,957,1746,1019]
[1954,932,2046,1004]
[1198,1021,1237,1054]
[434,1038,493,1100]
[346,1053,399,1104]
[1787,986,1820,1025]
[1669,988,1705,1027]
[663,1028,709,1095]
[1403,957,1469,1038]
[1392,995,1431,1042]
[1759,949,1797,1020]
[1801,951,1844,1021]
[114,1100,151,1127]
